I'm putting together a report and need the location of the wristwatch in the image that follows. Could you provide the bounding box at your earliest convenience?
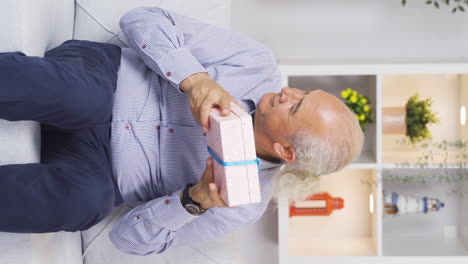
[181,184,207,216]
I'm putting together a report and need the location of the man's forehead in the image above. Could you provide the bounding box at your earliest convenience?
[297,90,322,116]
[295,90,344,134]
[289,90,318,129]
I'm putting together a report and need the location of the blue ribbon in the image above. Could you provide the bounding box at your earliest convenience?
[207,146,260,168]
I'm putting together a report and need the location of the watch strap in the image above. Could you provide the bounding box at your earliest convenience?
[182,184,206,215]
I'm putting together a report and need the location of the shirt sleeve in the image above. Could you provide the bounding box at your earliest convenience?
[109,171,275,256]
[119,7,279,95]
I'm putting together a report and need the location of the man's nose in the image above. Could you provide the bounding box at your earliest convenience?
[279,87,299,103]
[279,89,289,103]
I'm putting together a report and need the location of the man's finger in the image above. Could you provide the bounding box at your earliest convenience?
[199,99,213,132]
[219,97,231,116]
[231,98,246,112]
[208,183,227,207]
[204,158,214,182]
[201,158,214,183]
[191,95,204,122]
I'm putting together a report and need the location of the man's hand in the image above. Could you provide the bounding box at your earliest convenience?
[180,72,243,133]
[188,158,228,209]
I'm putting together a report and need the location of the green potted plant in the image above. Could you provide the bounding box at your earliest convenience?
[405,94,440,143]
[383,93,440,144]
[340,88,374,132]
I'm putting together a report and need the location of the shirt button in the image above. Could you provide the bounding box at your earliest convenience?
[168,128,175,134]
[155,125,160,130]
[166,71,172,77]
[142,44,147,49]
[135,215,141,220]
[165,199,170,205]
[124,124,131,130]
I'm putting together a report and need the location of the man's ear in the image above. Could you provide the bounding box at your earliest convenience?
[273,142,296,163]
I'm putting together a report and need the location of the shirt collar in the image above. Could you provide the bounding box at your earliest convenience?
[258,157,282,170]
[249,110,256,125]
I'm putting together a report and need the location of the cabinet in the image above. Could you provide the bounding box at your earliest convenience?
[277,64,468,264]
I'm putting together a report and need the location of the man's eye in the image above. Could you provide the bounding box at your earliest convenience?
[289,104,297,116]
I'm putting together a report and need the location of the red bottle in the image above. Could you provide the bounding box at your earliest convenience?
[289,192,344,217]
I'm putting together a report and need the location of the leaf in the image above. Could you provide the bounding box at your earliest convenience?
[435,2,440,7]
[459,5,465,11]
[426,0,433,4]
[445,0,450,5]
[402,0,407,5]
[453,7,458,12]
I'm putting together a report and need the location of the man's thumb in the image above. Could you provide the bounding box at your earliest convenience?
[204,157,215,181]
[205,158,214,174]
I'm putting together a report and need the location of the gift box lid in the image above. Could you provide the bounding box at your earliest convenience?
[208,103,256,162]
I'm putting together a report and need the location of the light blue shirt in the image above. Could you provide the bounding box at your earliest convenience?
[109,7,282,255]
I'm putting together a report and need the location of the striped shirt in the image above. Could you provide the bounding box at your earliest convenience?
[109,7,282,255]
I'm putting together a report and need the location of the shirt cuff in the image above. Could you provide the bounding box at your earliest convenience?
[152,189,198,230]
[156,48,207,93]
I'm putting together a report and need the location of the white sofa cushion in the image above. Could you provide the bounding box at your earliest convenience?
[0,120,40,165]
[0,0,74,56]
[0,232,83,264]
[73,0,232,46]
[30,232,83,264]
[0,233,30,264]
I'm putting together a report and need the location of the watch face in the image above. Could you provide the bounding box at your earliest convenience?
[185,204,201,215]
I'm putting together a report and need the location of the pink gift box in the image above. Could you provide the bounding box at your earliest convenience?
[207,103,261,207]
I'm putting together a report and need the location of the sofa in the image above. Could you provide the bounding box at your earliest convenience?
[0,1,251,263]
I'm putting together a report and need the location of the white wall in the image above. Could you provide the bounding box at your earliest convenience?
[231,0,468,64]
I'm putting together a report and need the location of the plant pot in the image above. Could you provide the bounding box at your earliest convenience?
[382,107,407,134]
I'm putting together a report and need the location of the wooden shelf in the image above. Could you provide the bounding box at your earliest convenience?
[278,64,468,264]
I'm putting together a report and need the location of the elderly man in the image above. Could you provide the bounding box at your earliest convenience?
[0,7,363,255]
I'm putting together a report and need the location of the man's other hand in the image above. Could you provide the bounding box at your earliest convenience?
[189,158,228,209]
[179,72,244,133]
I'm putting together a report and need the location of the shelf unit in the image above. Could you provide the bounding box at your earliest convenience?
[277,63,468,264]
